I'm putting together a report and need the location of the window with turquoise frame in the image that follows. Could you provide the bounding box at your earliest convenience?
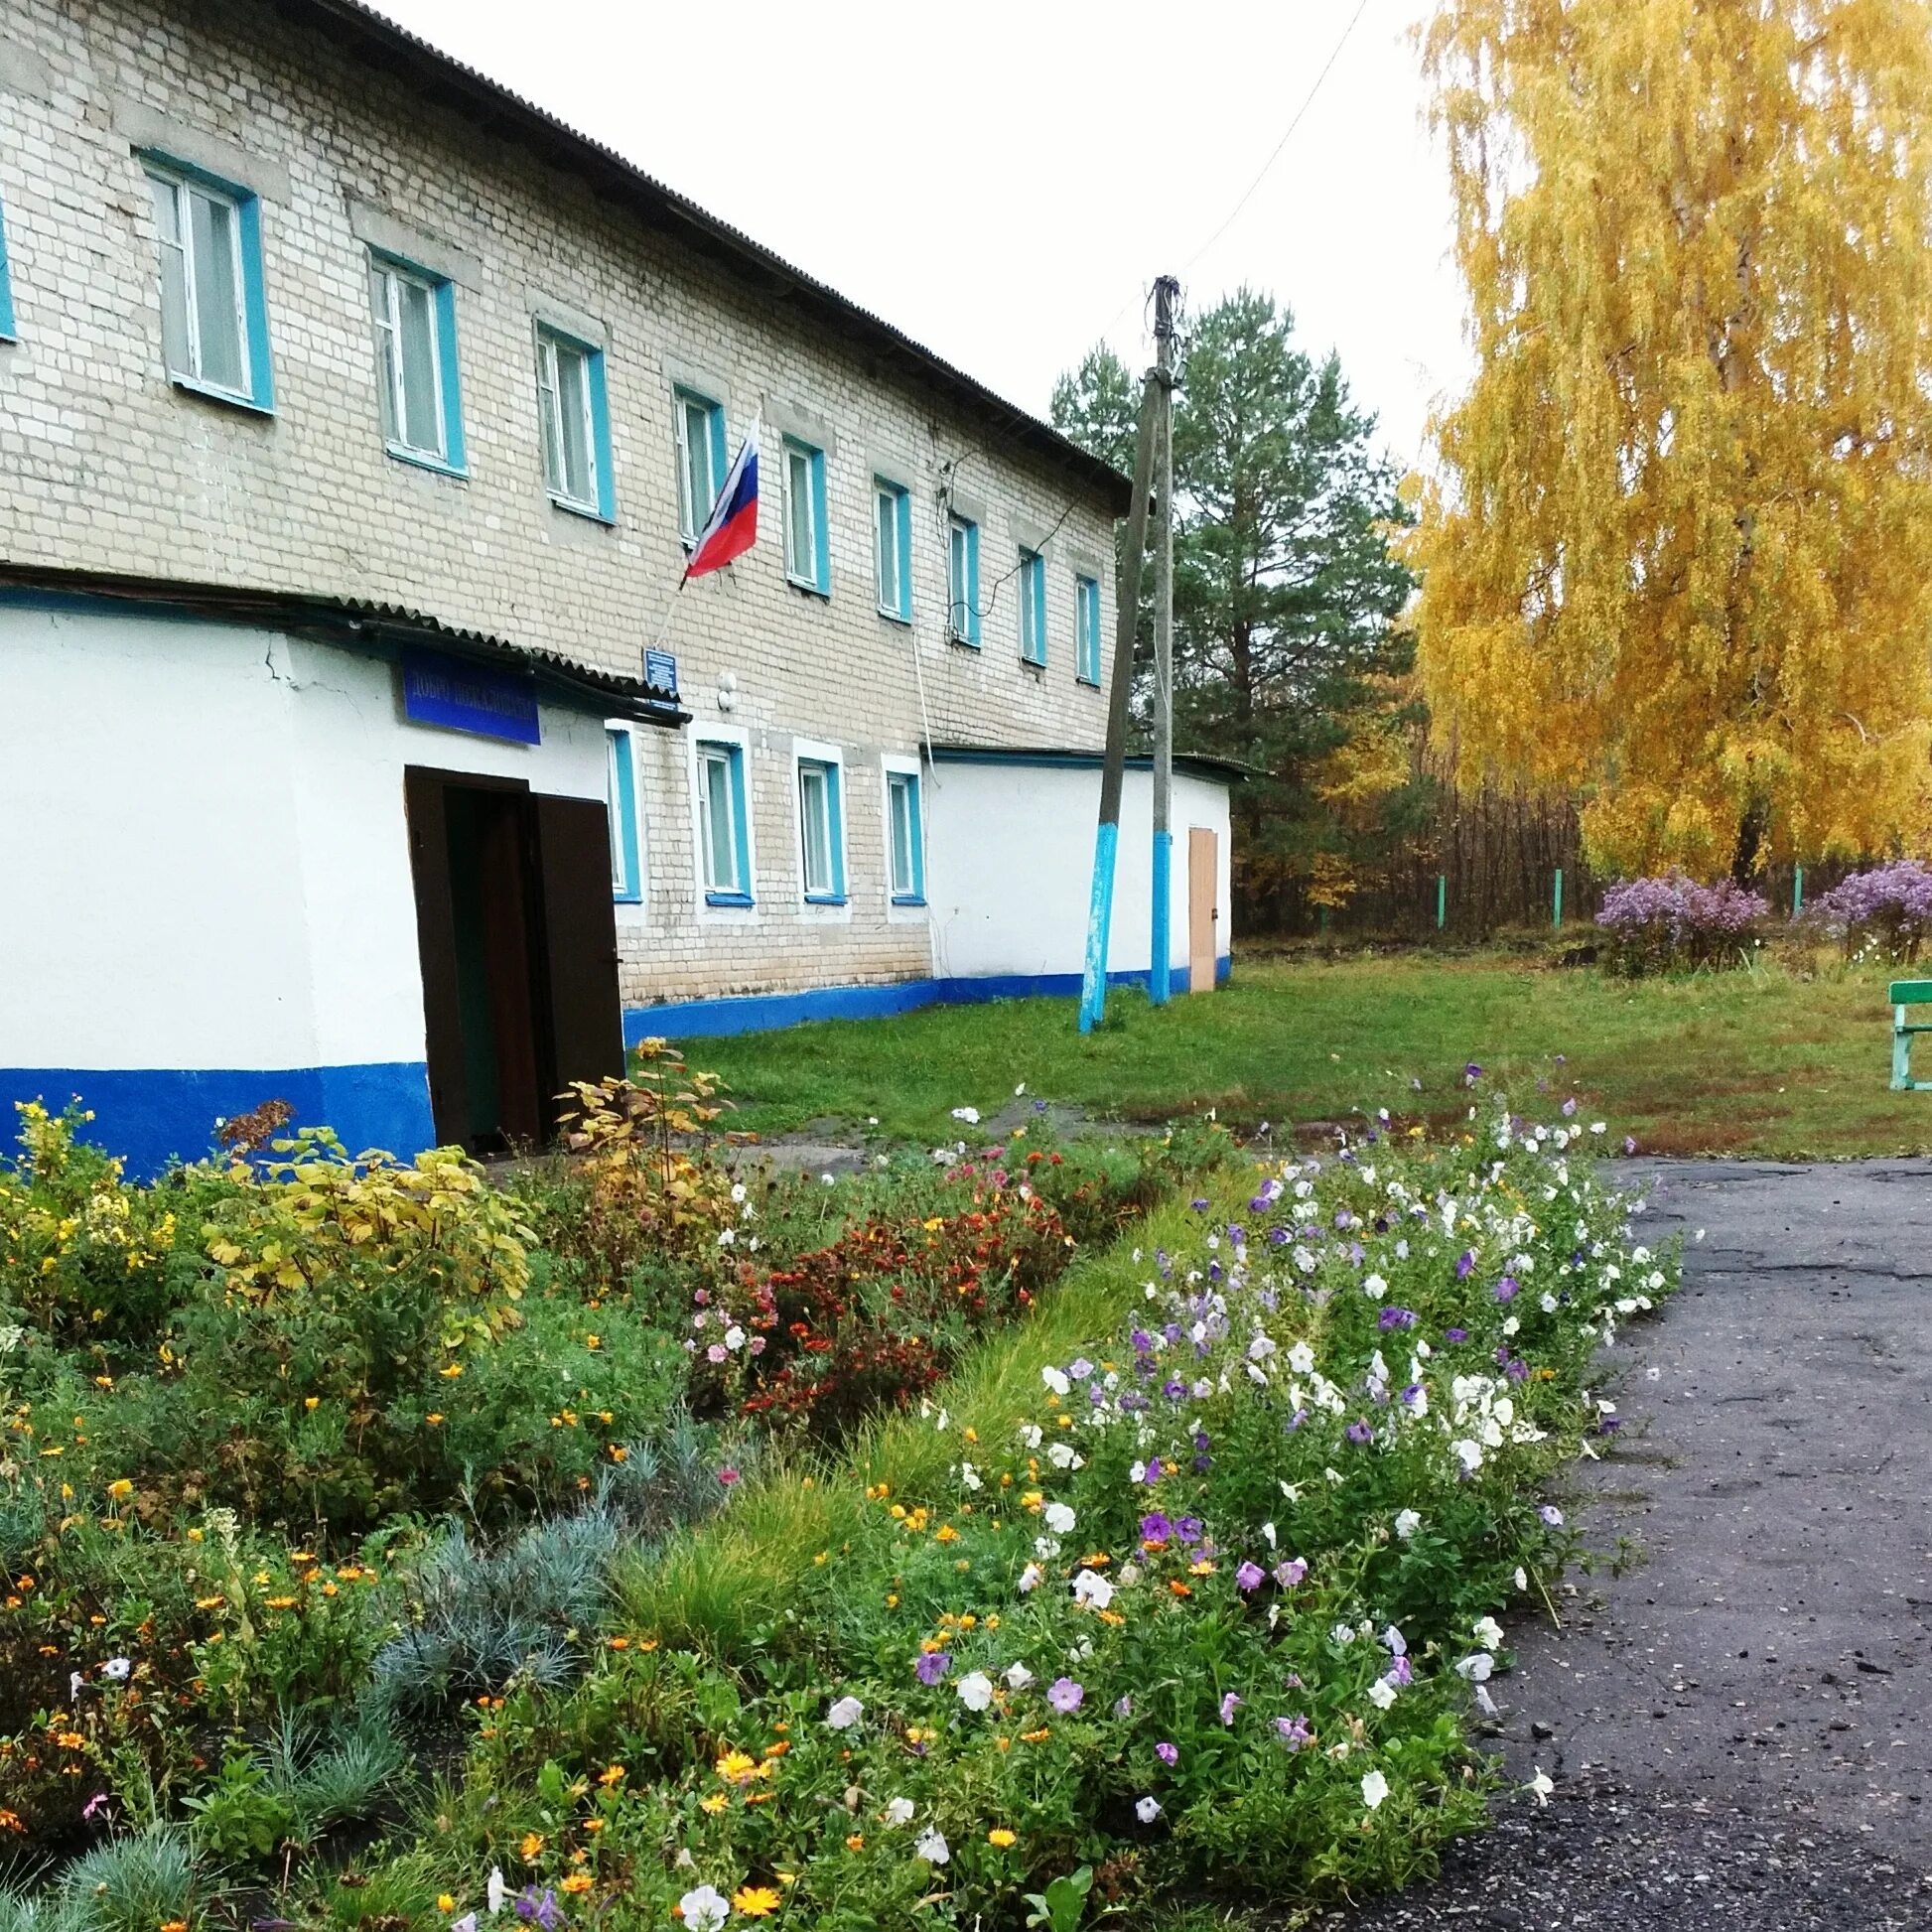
[782,437,830,593]
[875,478,912,621]
[796,756,846,903]
[948,515,980,643]
[142,156,274,412]
[1075,573,1102,685]
[0,193,16,342]
[606,726,642,902]
[369,253,466,473]
[887,767,925,904]
[535,324,614,519]
[676,388,729,540]
[1019,548,1046,665]
[697,738,753,906]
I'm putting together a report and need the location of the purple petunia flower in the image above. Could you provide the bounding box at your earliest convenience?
[1455,1250,1475,1279]
[1219,1692,1242,1726]
[1156,1740,1179,1766]
[1274,1557,1308,1587]
[1445,1326,1468,1343]
[1047,1677,1084,1715]
[1495,1275,1519,1303]
[1464,1062,1483,1085]
[1379,1307,1417,1331]
[1140,1511,1174,1544]
[1145,1455,1166,1482]
[515,1891,560,1931]
[1275,1714,1312,1748]
[1114,1695,1133,1718]
[915,1650,952,1686]
[1345,1419,1374,1446]
[1191,1197,1210,1212]
[1174,1515,1203,1546]
[1235,1560,1266,1592]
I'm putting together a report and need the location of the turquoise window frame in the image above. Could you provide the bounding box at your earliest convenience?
[368,251,467,477]
[698,738,755,908]
[140,151,275,414]
[948,515,981,645]
[0,193,16,342]
[875,478,912,622]
[1075,574,1101,685]
[1019,549,1047,665]
[676,387,729,541]
[796,756,847,904]
[536,324,615,522]
[782,436,831,594]
[607,726,643,903]
[887,767,926,905]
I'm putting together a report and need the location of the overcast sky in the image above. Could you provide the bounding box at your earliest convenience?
[373,0,1470,477]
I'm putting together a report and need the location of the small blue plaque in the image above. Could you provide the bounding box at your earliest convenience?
[644,648,679,700]
[401,647,540,746]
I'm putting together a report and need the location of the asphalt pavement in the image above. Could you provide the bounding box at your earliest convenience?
[1322,1157,1932,1931]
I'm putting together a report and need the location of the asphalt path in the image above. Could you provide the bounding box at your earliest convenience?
[1322,1158,1932,1931]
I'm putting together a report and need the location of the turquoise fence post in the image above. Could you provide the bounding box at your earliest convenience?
[1553,868,1564,928]
[1436,875,1447,931]
[1150,830,1172,1007]
[1793,866,1805,917]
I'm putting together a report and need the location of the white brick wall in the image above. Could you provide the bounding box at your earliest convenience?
[0,0,1122,1006]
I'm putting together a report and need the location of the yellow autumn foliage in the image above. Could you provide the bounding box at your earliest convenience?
[1413,0,1932,875]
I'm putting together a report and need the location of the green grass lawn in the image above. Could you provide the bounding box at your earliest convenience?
[677,952,1931,1159]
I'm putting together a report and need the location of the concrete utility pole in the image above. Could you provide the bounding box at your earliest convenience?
[1078,304,1166,1035]
[1148,276,1179,1006]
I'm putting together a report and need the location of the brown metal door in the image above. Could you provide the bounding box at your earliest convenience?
[1187,827,1217,994]
[403,766,467,1145]
[535,793,624,1105]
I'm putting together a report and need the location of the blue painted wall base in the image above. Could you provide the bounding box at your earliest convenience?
[625,957,1233,1043]
[0,1062,434,1178]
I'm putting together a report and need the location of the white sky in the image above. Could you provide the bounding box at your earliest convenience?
[371,0,1470,477]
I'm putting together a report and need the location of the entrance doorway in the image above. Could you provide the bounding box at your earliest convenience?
[1187,826,1218,995]
[403,766,622,1152]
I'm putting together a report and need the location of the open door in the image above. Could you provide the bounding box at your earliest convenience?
[1187,826,1218,995]
[535,793,624,1100]
[404,769,621,1152]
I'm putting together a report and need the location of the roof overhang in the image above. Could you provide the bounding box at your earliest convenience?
[926,743,1248,786]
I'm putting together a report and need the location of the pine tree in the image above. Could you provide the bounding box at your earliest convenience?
[1414,0,1932,877]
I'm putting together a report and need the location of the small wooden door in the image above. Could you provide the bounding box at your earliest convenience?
[1187,827,1218,994]
[535,793,624,1101]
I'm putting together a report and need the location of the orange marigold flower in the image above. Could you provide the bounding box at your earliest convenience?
[519,1832,545,1860]
[557,1875,592,1895]
[731,1886,780,1917]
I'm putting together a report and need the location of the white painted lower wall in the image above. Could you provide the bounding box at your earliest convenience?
[0,598,606,1077]
[924,758,1234,984]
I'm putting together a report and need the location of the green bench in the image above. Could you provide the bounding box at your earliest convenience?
[1894,981,1932,1091]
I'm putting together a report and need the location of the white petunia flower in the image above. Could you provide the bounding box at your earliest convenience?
[678,1887,730,1932]
[826,1695,864,1730]
[1041,1366,1070,1397]
[1018,1563,1044,1593]
[1367,1678,1397,1710]
[1043,1501,1076,1535]
[956,1670,994,1712]
[487,1868,507,1915]
[885,1797,915,1826]
[1529,1767,1554,1807]
[1473,1614,1504,1651]
[1071,1569,1114,1609]
[1135,1796,1163,1824]
[915,1827,950,1864]
[1005,1661,1035,1690]
[1361,1770,1390,1810]
[1394,1508,1421,1540]
[951,1106,981,1124]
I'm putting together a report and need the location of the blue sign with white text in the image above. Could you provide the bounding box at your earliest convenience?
[644,648,679,700]
[400,647,540,746]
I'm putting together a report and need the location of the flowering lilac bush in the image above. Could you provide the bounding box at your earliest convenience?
[1594,870,1769,975]
[390,1103,1675,1923]
[1809,859,1932,964]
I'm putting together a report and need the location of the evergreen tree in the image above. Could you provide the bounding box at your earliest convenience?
[1052,292,1418,924]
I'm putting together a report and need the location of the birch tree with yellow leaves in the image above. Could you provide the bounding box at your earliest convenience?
[1413,0,1932,878]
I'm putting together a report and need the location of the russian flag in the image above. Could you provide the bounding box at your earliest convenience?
[684,416,759,581]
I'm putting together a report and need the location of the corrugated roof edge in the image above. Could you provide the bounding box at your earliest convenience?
[262,0,1134,518]
[0,563,690,719]
[927,743,1249,785]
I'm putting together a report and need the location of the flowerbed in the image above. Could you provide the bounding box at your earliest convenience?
[1808,858,1932,965]
[0,1080,1216,1877]
[325,1100,1674,1930]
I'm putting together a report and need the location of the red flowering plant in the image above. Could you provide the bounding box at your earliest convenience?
[691,1187,1074,1440]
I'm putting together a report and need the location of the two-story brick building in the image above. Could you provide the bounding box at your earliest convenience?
[0,0,1234,1171]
